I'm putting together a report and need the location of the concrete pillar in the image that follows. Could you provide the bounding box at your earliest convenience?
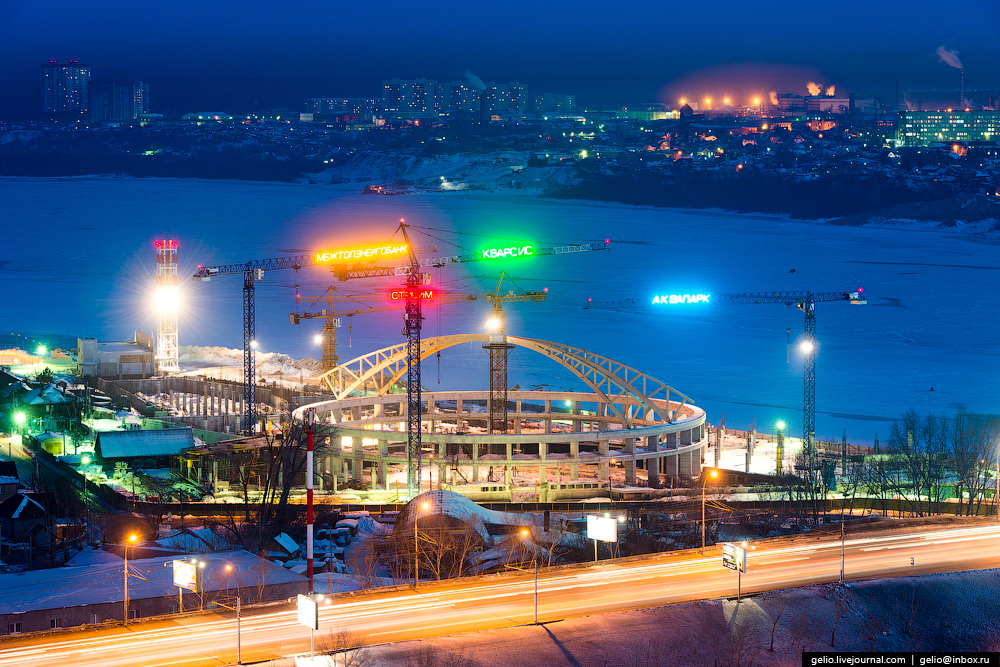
[515,399,522,434]
[714,427,722,468]
[352,437,363,482]
[624,437,636,486]
[544,399,551,433]
[471,443,478,482]
[598,439,609,481]
[570,441,579,480]
[504,465,512,487]
[379,439,389,490]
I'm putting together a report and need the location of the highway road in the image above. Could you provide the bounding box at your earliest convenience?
[2,523,999,666]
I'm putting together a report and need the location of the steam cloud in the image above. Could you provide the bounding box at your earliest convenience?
[937,46,963,69]
[825,85,836,96]
[769,91,779,106]
[807,82,822,96]
[464,69,486,91]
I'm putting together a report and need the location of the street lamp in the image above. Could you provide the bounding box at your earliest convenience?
[124,533,138,624]
[520,528,537,624]
[225,564,242,664]
[702,469,718,551]
[414,499,429,590]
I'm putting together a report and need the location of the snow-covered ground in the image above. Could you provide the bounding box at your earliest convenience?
[3,177,999,445]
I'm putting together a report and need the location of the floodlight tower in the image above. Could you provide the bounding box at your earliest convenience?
[154,240,180,373]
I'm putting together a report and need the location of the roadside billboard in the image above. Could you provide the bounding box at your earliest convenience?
[722,543,747,573]
[587,515,617,543]
[297,594,319,630]
[172,560,199,592]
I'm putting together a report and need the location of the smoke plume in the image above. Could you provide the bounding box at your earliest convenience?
[464,69,486,91]
[769,91,779,106]
[825,85,836,96]
[807,82,822,96]
[937,46,963,69]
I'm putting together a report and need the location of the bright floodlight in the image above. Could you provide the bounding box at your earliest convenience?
[36,345,46,355]
[709,469,718,478]
[421,501,430,510]
[81,455,91,464]
[128,534,138,543]
[776,420,785,430]
[250,340,258,349]
[14,412,25,425]
[486,316,501,332]
[313,334,323,345]
[152,286,181,312]
[800,340,815,353]
[520,528,529,537]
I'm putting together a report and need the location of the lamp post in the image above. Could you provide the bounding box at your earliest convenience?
[702,469,718,551]
[225,564,242,664]
[775,420,785,478]
[414,499,429,590]
[123,533,137,624]
[520,528,537,624]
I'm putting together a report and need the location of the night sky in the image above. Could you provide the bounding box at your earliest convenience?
[1,1,998,113]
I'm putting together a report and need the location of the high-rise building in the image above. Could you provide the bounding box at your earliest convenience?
[534,93,575,113]
[896,110,1000,147]
[483,82,525,113]
[41,61,91,113]
[381,78,436,113]
[88,79,149,122]
[436,81,481,113]
[304,98,380,115]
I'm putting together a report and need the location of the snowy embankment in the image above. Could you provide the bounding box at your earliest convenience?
[177,345,323,379]
[310,150,580,191]
[355,569,1000,667]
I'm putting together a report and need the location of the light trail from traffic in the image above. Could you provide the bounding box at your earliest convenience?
[2,523,998,666]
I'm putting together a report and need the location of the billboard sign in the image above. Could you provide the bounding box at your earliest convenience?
[482,244,533,260]
[297,594,319,630]
[722,543,747,573]
[172,560,199,592]
[314,243,408,264]
[586,515,617,543]
[651,294,710,305]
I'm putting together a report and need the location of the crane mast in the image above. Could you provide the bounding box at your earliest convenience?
[583,289,865,485]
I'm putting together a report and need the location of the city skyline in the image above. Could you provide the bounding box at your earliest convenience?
[2,1,998,113]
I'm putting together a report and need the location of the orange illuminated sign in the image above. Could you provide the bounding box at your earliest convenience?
[314,243,408,264]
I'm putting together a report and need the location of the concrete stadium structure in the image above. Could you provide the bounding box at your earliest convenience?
[294,335,708,498]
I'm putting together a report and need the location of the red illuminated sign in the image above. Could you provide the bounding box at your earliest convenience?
[390,289,435,300]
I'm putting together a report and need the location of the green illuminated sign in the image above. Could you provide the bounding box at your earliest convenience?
[482,244,533,260]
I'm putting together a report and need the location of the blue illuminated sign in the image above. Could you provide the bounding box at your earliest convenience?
[652,294,710,304]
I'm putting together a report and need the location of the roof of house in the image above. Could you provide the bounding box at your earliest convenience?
[0,494,46,520]
[21,384,79,405]
[96,428,194,459]
[0,549,307,614]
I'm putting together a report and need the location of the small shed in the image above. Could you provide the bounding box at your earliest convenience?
[95,427,194,470]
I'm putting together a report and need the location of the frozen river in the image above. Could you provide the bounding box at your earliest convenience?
[3,176,998,443]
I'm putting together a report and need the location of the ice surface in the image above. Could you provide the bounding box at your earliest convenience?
[3,177,998,443]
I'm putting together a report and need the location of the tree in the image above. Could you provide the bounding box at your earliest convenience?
[34,366,54,384]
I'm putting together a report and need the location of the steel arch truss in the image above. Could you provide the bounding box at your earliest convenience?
[318,334,692,428]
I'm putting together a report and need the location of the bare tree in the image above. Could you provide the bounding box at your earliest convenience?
[830,586,847,647]
[758,592,787,652]
[319,629,372,667]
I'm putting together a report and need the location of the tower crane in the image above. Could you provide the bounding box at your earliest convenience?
[292,273,546,432]
[584,289,866,483]
[196,220,609,496]
[481,272,546,434]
